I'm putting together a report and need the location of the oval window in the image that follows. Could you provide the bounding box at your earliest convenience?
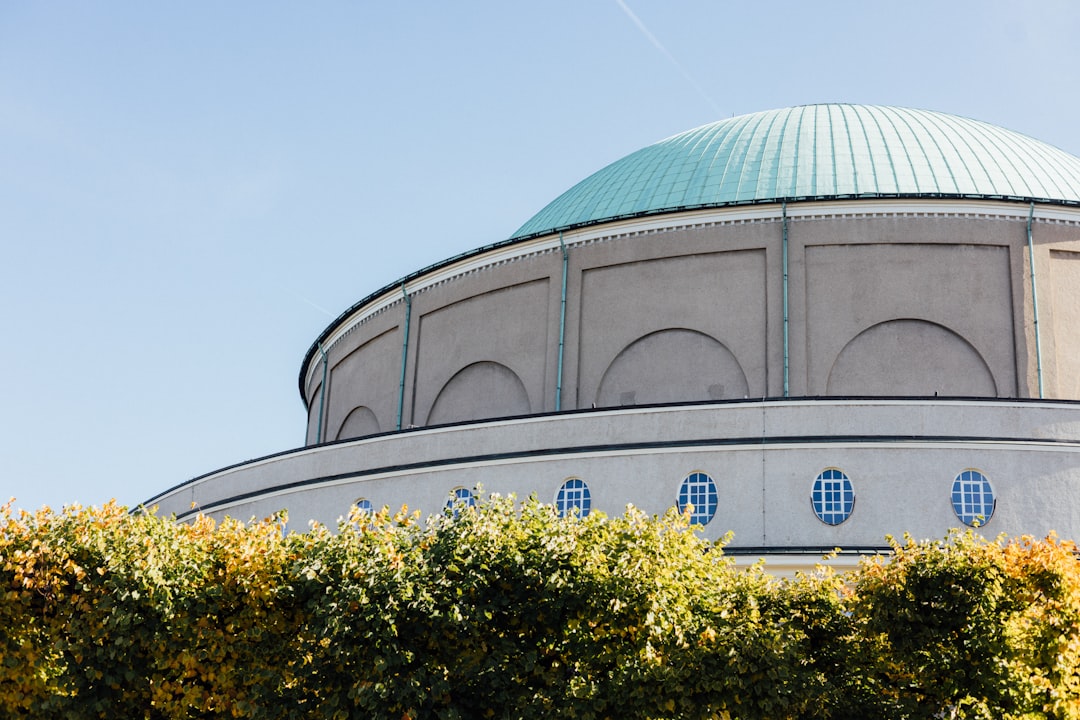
[811,469,855,525]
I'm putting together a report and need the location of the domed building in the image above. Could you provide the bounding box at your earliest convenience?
[148,104,1080,570]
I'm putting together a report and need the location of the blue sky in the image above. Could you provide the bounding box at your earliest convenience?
[2,1,1079,514]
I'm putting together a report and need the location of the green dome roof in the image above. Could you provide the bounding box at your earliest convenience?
[511,104,1080,239]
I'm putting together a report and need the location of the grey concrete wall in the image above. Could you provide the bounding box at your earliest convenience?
[152,399,1080,552]
[578,249,765,407]
[804,242,1014,396]
[328,327,400,440]
[170,200,1080,575]
[302,202,1080,444]
[1051,250,1080,398]
[411,278,551,426]
[1025,220,1080,399]
[304,297,406,445]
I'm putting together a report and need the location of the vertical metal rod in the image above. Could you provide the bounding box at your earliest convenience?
[315,343,328,444]
[1028,202,1044,398]
[782,201,790,398]
[556,232,568,411]
[396,283,412,430]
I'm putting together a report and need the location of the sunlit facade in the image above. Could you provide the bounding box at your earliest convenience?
[147,105,1080,571]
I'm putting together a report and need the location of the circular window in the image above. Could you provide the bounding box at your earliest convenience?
[676,472,718,525]
[445,487,476,514]
[555,478,591,518]
[353,498,374,515]
[811,469,855,525]
[951,470,995,527]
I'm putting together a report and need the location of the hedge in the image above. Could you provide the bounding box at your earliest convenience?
[2,495,1079,719]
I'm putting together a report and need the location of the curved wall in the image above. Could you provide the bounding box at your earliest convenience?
[144,200,1080,568]
[305,200,1080,444]
[145,107,1080,573]
[148,398,1080,556]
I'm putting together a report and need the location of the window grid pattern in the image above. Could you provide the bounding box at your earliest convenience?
[952,470,995,526]
[354,498,374,514]
[811,469,854,525]
[445,487,476,514]
[556,478,591,518]
[676,472,718,525]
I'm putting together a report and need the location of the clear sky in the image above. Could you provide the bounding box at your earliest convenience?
[2,1,1079,514]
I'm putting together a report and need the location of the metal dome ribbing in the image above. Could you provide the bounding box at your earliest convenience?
[512,104,1080,239]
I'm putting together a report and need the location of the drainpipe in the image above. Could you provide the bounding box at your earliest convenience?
[782,201,790,398]
[1028,202,1044,398]
[315,342,328,444]
[556,231,568,411]
[396,283,413,430]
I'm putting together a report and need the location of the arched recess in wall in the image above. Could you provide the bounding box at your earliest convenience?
[427,361,531,426]
[336,406,380,440]
[826,319,997,396]
[595,329,749,408]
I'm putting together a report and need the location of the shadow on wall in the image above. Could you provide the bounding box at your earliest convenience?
[826,319,997,396]
[596,329,749,407]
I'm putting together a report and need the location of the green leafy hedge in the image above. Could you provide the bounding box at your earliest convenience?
[2,496,1078,719]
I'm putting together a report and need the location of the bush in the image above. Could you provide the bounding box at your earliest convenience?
[2,498,1079,719]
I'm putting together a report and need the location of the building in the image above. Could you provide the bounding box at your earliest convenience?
[147,104,1080,570]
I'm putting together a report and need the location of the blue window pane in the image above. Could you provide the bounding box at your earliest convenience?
[556,478,591,518]
[676,472,718,525]
[354,498,373,514]
[445,487,476,516]
[811,469,854,525]
[951,470,994,526]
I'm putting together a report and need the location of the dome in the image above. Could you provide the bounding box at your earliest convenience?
[511,104,1080,240]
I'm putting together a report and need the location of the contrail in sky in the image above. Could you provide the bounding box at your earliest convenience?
[613,0,723,116]
[288,289,335,317]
